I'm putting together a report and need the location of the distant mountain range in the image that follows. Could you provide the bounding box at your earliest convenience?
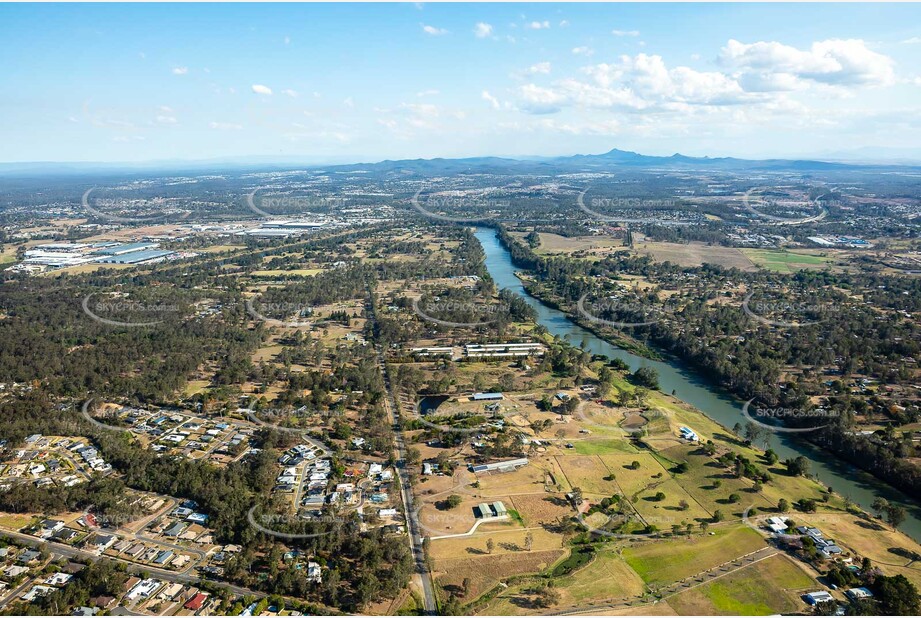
[322,147,913,176]
[1,147,918,177]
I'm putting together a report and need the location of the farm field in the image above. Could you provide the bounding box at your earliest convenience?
[665,554,815,615]
[623,525,767,586]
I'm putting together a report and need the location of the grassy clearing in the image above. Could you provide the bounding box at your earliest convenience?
[741,249,832,273]
[554,547,647,606]
[437,549,565,604]
[556,456,620,497]
[665,554,814,615]
[623,525,766,585]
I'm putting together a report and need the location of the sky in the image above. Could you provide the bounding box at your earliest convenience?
[1,2,920,164]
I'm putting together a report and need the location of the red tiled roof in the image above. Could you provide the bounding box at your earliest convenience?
[184,593,208,610]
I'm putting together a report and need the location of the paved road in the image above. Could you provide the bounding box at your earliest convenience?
[367,292,437,614]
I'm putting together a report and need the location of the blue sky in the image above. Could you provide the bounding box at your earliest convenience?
[1,3,920,163]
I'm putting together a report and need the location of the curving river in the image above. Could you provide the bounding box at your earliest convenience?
[475,228,921,542]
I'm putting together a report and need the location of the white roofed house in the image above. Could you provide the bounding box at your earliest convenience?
[307,562,322,583]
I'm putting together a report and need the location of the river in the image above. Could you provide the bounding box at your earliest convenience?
[475,228,921,542]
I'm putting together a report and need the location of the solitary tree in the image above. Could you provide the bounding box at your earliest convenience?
[486,538,495,554]
[871,497,890,518]
[886,504,907,530]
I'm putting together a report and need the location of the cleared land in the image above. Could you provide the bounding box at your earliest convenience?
[665,554,814,615]
[635,241,756,271]
[741,248,834,273]
[623,525,767,586]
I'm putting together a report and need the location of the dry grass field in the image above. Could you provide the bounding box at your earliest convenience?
[789,512,921,588]
[635,241,757,271]
[436,549,566,603]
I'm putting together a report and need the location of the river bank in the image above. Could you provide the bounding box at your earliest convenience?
[474,227,921,543]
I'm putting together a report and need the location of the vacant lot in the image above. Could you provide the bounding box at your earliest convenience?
[437,549,565,603]
[556,455,620,497]
[623,525,767,585]
[481,546,647,615]
[666,554,814,615]
[636,242,756,271]
[508,494,572,526]
[555,546,647,606]
[429,527,562,562]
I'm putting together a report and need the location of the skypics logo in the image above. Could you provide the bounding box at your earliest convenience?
[80,398,132,434]
[247,507,349,540]
[411,396,502,435]
[741,399,840,434]
[573,399,668,437]
[577,293,671,329]
[576,187,692,226]
[244,299,313,328]
[412,297,508,328]
[237,406,322,437]
[410,184,509,224]
[82,187,185,224]
[82,293,180,328]
[741,188,829,225]
[411,471,484,538]
[741,292,839,328]
[575,508,683,540]
[245,186,348,219]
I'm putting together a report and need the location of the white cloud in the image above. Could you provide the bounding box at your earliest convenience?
[559,20,570,27]
[482,90,501,110]
[209,121,243,130]
[284,36,291,45]
[526,21,551,30]
[473,22,493,38]
[172,67,188,75]
[282,89,298,98]
[519,83,567,114]
[159,105,173,113]
[572,46,594,57]
[901,37,921,44]
[155,115,178,125]
[518,53,754,115]
[612,29,640,37]
[416,89,440,97]
[422,24,448,36]
[539,118,621,135]
[251,84,273,95]
[527,62,552,75]
[720,38,895,87]
[343,96,354,108]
